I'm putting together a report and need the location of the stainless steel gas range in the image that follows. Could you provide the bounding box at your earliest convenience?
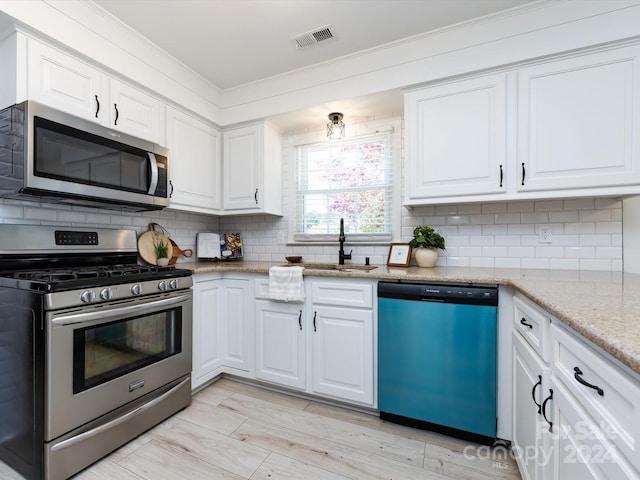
[0,225,193,480]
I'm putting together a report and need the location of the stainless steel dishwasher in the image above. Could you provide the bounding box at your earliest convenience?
[377,281,498,445]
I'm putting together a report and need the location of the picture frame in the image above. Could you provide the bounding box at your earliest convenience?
[387,243,412,267]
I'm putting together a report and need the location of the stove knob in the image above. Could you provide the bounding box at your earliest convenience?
[131,284,143,295]
[100,288,113,300]
[158,280,168,291]
[81,290,95,303]
[169,279,178,289]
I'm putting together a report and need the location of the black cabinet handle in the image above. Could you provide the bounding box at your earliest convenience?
[499,164,503,187]
[169,180,174,198]
[521,163,526,185]
[114,104,119,125]
[573,367,604,396]
[520,317,533,329]
[541,388,553,433]
[95,95,100,118]
[532,374,542,414]
[298,310,302,331]
[254,188,258,204]
[313,311,317,332]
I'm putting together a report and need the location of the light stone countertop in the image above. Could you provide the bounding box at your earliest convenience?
[180,260,640,377]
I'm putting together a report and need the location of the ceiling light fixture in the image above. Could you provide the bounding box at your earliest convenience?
[327,112,345,140]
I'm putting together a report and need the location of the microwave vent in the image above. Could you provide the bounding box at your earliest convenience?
[292,25,334,49]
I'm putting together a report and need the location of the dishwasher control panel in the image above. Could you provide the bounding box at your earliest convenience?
[378,281,498,306]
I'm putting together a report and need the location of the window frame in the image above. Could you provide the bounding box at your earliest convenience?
[286,116,402,245]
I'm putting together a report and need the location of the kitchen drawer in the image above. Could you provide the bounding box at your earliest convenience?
[513,294,550,361]
[311,280,373,308]
[550,321,640,473]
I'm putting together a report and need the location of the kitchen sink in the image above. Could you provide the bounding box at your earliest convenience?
[283,262,377,271]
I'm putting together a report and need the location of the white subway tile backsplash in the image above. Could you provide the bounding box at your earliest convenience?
[535,200,564,211]
[522,258,550,269]
[549,210,580,223]
[550,258,580,270]
[564,198,595,210]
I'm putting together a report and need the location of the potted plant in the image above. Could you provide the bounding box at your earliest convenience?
[153,237,170,266]
[408,226,446,267]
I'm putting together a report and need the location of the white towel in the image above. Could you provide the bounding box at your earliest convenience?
[269,266,305,302]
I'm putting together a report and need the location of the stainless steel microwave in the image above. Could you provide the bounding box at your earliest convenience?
[0,100,169,211]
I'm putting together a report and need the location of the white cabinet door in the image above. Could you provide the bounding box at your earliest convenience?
[222,121,282,215]
[512,332,552,480]
[404,73,507,201]
[255,300,305,389]
[165,107,222,214]
[222,278,254,374]
[223,124,261,211]
[192,277,223,389]
[27,39,163,143]
[550,377,638,480]
[518,45,640,192]
[108,78,162,143]
[311,305,373,405]
[27,39,105,121]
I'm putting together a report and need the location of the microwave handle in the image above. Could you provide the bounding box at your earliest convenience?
[148,152,159,195]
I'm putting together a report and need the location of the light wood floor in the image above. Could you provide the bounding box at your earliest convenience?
[74,378,521,479]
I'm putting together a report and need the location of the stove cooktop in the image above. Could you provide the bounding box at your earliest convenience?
[0,264,192,293]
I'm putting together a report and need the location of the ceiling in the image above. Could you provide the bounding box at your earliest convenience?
[92,0,535,131]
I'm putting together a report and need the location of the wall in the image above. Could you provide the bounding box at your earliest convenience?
[219,198,623,271]
[623,195,640,274]
[0,199,219,263]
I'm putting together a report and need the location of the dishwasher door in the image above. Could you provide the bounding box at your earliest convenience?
[377,281,498,444]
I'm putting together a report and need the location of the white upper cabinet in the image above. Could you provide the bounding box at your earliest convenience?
[107,78,163,143]
[165,106,222,214]
[404,43,640,206]
[517,45,640,192]
[404,72,508,202]
[25,37,162,143]
[27,39,105,121]
[222,121,283,215]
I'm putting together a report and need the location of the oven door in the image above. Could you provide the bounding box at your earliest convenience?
[45,289,192,441]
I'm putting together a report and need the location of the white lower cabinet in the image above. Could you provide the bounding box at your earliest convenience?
[255,299,305,389]
[512,332,552,480]
[192,275,223,389]
[309,279,375,405]
[512,293,640,480]
[191,274,254,390]
[252,276,375,406]
[222,278,254,375]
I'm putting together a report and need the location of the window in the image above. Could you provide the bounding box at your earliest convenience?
[293,121,398,242]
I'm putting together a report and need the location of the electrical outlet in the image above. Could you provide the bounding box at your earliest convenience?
[277,231,286,245]
[538,225,552,244]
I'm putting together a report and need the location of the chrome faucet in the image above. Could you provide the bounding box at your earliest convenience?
[338,218,352,265]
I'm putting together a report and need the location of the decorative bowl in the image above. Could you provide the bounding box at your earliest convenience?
[286,256,303,263]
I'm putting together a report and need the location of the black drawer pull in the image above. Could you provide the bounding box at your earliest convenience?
[520,317,533,329]
[541,388,553,433]
[532,374,542,414]
[298,310,302,331]
[313,311,317,332]
[573,367,604,396]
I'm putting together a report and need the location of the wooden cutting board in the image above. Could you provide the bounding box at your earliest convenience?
[138,229,173,265]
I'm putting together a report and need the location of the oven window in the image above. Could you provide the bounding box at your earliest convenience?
[72,308,182,393]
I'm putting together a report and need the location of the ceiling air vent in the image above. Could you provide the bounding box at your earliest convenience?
[292,25,334,49]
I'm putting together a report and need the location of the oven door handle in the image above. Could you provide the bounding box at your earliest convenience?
[49,376,190,453]
[51,293,191,326]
